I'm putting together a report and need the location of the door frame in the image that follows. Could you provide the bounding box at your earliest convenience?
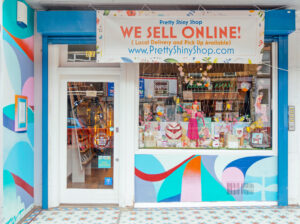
[48,45,125,206]
[59,74,120,204]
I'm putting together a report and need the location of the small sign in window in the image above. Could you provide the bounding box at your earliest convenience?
[104,177,113,186]
[98,156,111,169]
[154,81,169,96]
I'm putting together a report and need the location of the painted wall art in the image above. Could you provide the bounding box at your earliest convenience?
[2,0,34,223]
[14,95,28,132]
[135,154,277,202]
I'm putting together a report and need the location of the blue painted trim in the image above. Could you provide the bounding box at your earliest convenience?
[265,36,277,43]
[42,36,49,209]
[277,35,288,206]
[265,10,295,35]
[41,36,98,209]
[37,11,96,36]
[37,10,295,36]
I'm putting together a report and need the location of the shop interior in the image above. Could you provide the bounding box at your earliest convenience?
[66,81,114,189]
[138,44,272,150]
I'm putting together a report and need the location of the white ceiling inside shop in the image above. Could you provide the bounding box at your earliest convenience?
[26,0,300,10]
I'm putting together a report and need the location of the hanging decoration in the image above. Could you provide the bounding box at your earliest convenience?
[176,63,212,88]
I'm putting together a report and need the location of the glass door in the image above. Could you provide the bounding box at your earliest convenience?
[60,77,119,204]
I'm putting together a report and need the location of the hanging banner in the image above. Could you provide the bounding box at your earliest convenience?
[97,10,265,64]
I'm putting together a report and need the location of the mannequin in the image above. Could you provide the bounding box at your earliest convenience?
[179,101,205,147]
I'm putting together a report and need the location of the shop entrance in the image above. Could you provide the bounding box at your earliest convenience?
[47,45,131,207]
[58,74,120,204]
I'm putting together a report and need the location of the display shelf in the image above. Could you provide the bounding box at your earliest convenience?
[139,147,272,150]
[213,110,240,113]
[193,92,246,100]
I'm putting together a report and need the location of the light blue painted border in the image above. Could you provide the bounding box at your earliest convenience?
[38,10,295,209]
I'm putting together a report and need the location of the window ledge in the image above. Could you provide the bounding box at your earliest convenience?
[135,148,277,156]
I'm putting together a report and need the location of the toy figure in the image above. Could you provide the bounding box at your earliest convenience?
[155,104,166,122]
[246,119,263,133]
[255,90,268,122]
[199,126,211,145]
[180,129,190,147]
[255,91,263,112]
[179,101,205,147]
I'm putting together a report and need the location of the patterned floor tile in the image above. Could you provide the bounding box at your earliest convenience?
[21,209,42,224]
[120,206,300,224]
[28,208,120,224]
[21,206,300,224]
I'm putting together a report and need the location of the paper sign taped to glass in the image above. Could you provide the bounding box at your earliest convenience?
[98,156,111,168]
[104,177,113,185]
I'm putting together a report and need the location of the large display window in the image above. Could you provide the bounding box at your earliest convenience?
[138,44,272,150]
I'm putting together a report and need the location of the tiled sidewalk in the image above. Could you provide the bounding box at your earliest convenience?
[22,206,300,224]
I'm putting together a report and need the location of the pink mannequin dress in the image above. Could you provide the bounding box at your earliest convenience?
[180,105,205,140]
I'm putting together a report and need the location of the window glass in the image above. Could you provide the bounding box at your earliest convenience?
[138,44,272,150]
[68,45,96,62]
[67,82,115,189]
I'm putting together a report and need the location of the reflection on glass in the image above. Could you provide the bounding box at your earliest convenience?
[67,82,114,189]
[139,44,272,150]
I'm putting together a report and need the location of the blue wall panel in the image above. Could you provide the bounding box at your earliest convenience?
[265,10,295,35]
[37,10,295,37]
[37,11,96,36]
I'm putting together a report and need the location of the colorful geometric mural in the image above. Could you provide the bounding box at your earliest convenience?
[2,0,34,223]
[135,155,277,202]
